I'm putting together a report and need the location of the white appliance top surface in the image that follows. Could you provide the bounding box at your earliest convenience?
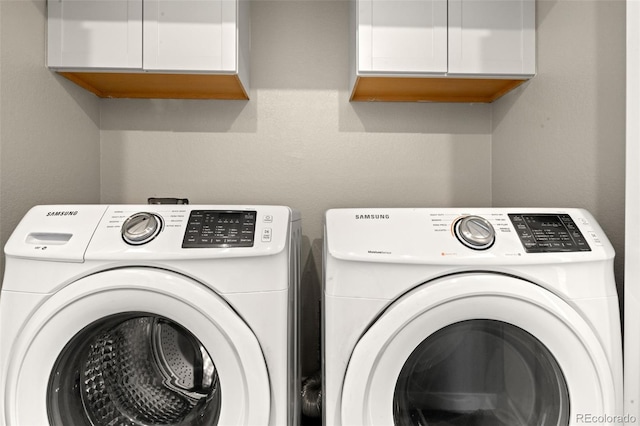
[325,208,614,266]
[4,204,297,262]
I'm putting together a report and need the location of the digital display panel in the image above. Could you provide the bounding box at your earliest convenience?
[508,214,591,253]
[182,210,256,248]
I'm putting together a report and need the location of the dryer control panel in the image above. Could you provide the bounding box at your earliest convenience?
[325,207,612,266]
[509,214,591,253]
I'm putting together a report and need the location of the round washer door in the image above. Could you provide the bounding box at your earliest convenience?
[4,267,270,426]
[341,273,618,426]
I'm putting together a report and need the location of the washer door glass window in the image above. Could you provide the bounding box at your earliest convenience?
[48,313,221,426]
[393,320,569,426]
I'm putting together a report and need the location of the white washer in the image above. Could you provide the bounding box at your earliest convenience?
[323,208,622,426]
[0,204,301,426]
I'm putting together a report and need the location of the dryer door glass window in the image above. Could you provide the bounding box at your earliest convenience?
[393,320,569,426]
[47,313,221,426]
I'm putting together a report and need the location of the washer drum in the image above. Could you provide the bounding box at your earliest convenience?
[48,315,221,426]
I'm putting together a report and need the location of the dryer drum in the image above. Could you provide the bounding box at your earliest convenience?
[47,314,222,426]
[393,320,570,426]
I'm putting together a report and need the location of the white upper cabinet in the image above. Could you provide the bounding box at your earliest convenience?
[46,0,250,99]
[351,0,536,102]
[143,0,239,72]
[357,0,448,73]
[448,0,535,76]
[47,0,143,69]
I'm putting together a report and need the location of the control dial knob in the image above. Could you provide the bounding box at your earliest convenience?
[454,215,495,250]
[122,212,162,245]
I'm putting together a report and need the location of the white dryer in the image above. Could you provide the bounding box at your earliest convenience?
[0,204,301,426]
[323,208,622,426]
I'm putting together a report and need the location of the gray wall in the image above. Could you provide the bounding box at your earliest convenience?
[0,1,101,274]
[492,0,626,293]
[99,0,493,244]
[98,1,493,374]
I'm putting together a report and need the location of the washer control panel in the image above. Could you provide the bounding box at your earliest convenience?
[508,214,591,253]
[182,210,257,248]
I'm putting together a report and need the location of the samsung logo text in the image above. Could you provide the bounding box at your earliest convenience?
[46,211,78,217]
[355,214,390,220]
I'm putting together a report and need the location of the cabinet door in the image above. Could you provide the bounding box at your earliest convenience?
[448,0,535,75]
[143,0,238,72]
[47,0,142,69]
[358,0,448,74]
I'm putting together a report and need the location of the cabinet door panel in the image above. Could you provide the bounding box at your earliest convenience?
[448,0,535,75]
[144,0,237,72]
[47,0,142,69]
[358,0,447,73]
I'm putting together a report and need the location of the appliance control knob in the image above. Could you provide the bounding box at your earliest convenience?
[122,212,162,245]
[454,215,495,250]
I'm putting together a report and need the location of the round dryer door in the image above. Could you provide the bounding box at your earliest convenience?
[3,268,270,426]
[341,273,619,426]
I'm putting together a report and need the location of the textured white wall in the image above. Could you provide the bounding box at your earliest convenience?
[492,0,626,290]
[0,1,101,274]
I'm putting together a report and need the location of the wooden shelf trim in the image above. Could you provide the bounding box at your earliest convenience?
[58,71,249,100]
[351,76,528,103]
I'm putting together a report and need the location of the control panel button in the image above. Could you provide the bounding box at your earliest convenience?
[122,212,163,245]
[454,216,496,250]
[262,228,272,242]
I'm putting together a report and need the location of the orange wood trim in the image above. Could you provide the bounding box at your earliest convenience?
[58,72,249,100]
[350,76,528,103]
